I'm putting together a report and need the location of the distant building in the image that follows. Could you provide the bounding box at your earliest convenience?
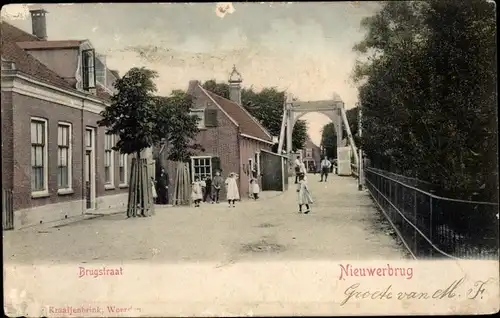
[1,10,130,229]
[157,66,276,199]
[300,136,321,172]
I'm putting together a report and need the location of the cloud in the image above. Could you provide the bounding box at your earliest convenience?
[1,4,30,20]
[2,2,377,140]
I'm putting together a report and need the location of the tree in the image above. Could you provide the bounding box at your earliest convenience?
[353,0,497,200]
[155,90,201,162]
[343,107,359,138]
[98,67,201,216]
[201,81,309,152]
[202,79,230,99]
[320,123,337,159]
[98,67,160,217]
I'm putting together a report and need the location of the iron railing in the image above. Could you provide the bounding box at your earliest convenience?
[365,167,499,260]
[2,189,14,230]
[351,162,358,177]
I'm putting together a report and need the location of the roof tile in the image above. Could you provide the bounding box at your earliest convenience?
[1,22,110,104]
[204,90,273,143]
[1,22,74,88]
[16,40,83,50]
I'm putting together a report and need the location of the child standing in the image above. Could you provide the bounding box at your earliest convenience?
[225,172,240,208]
[212,170,224,204]
[203,175,212,203]
[297,173,313,214]
[191,176,203,207]
[250,178,260,200]
[151,177,158,203]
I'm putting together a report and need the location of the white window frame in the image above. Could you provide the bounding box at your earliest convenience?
[57,122,73,194]
[190,156,212,182]
[305,148,312,158]
[30,117,49,197]
[104,133,115,189]
[81,49,96,90]
[248,157,254,175]
[118,153,128,187]
[189,109,205,129]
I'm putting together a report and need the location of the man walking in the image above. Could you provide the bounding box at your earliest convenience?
[157,167,169,204]
[320,156,332,182]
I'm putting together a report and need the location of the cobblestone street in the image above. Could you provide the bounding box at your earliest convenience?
[3,175,408,265]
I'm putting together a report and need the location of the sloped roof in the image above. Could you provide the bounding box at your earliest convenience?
[204,89,273,143]
[1,22,73,88]
[16,40,83,50]
[1,22,110,102]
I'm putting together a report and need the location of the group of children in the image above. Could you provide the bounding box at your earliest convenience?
[192,170,313,213]
[150,166,313,213]
[191,171,261,208]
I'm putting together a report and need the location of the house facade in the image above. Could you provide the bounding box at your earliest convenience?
[1,10,131,229]
[158,67,274,199]
[300,136,322,172]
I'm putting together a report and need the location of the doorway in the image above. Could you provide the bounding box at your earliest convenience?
[84,127,96,210]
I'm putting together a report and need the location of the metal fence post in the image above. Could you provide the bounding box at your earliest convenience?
[414,191,417,256]
[429,197,433,258]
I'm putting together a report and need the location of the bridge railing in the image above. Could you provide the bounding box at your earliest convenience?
[351,162,358,178]
[365,167,499,260]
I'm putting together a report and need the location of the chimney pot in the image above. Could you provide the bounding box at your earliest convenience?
[29,8,48,40]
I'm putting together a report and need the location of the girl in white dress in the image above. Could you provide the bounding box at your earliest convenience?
[151,177,158,203]
[225,172,240,207]
[191,176,203,207]
[250,178,260,200]
[297,173,313,214]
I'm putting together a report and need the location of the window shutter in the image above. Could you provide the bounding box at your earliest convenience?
[82,51,88,89]
[211,157,221,176]
[204,109,218,127]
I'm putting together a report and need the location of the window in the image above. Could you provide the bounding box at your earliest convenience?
[204,109,218,127]
[190,109,205,129]
[31,118,48,194]
[255,152,261,176]
[104,134,114,185]
[119,153,128,185]
[82,49,96,90]
[191,157,212,182]
[57,123,72,190]
[305,148,312,158]
[85,129,92,148]
[95,55,106,86]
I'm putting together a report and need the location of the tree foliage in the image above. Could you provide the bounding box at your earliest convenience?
[320,122,337,159]
[202,81,309,152]
[98,67,160,155]
[354,0,497,200]
[202,79,230,99]
[155,90,201,162]
[98,67,200,162]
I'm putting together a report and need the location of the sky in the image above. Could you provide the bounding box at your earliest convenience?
[1,2,380,146]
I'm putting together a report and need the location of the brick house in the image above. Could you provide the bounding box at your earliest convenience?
[158,67,274,199]
[1,10,131,229]
[300,136,321,172]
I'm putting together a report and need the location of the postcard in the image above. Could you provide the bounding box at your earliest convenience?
[2,2,498,316]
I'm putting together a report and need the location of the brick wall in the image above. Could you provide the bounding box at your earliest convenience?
[1,90,14,191]
[9,92,130,212]
[158,84,240,203]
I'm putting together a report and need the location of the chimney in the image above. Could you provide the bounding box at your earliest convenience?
[187,80,199,95]
[29,8,48,40]
[228,65,242,105]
